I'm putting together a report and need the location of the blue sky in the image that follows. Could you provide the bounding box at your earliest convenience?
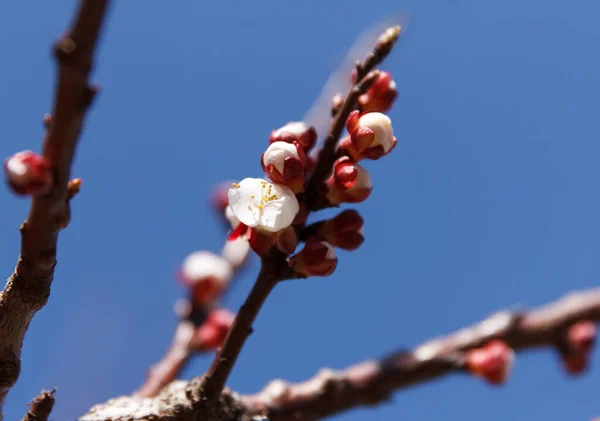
[1,1,599,420]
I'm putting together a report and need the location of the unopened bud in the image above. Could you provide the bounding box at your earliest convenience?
[179,251,233,306]
[269,122,317,152]
[4,150,52,196]
[562,321,596,375]
[340,110,396,160]
[321,209,364,250]
[261,141,307,192]
[358,71,398,113]
[290,240,337,277]
[191,308,235,351]
[326,156,372,204]
[466,340,515,385]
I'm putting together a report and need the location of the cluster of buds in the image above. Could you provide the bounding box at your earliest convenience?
[465,340,515,385]
[190,308,235,351]
[4,150,52,196]
[560,320,596,375]
[221,27,401,277]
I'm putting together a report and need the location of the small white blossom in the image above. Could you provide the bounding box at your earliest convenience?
[358,112,395,153]
[181,251,233,285]
[222,238,251,269]
[228,177,299,232]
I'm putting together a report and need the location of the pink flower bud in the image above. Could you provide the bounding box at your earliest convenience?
[179,251,233,306]
[269,122,317,152]
[358,71,398,113]
[326,156,372,204]
[466,340,515,385]
[290,240,337,277]
[4,150,52,196]
[567,321,596,353]
[261,141,307,192]
[321,209,364,250]
[562,321,596,375]
[191,308,235,351]
[341,110,397,160]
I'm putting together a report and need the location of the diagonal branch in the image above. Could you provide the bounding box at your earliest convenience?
[79,287,600,421]
[0,0,111,413]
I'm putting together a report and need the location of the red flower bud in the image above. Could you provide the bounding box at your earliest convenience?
[270,122,317,152]
[326,156,372,204]
[341,110,396,161]
[358,71,398,113]
[191,308,235,351]
[4,150,52,196]
[290,240,337,277]
[562,321,596,375]
[466,340,515,385]
[321,209,364,250]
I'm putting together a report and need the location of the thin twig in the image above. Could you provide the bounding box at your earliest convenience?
[0,0,110,414]
[79,287,600,421]
[21,390,56,421]
[305,26,402,206]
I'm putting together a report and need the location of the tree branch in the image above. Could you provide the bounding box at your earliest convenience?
[0,0,110,414]
[79,287,600,421]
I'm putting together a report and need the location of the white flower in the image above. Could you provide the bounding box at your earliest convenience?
[358,112,395,153]
[228,177,299,232]
[181,251,233,285]
[262,141,300,174]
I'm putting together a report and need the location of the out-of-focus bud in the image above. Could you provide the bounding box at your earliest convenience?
[466,340,515,385]
[179,251,233,306]
[269,122,317,152]
[222,237,251,269]
[225,205,241,230]
[191,308,235,351]
[289,240,337,277]
[261,141,307,192]
[321,209,364,250]
[562,321,596,375]
[325,156,372,204]
[374,26,401,57]
[340,110,397,161]
[276,226,298,255]
[357,71,398,113]
[4,150,52,196]
[211,181,233,214]
[331,93,344,116]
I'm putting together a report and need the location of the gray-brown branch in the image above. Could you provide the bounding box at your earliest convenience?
[80,287,600,421]
[0,0,110,415]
